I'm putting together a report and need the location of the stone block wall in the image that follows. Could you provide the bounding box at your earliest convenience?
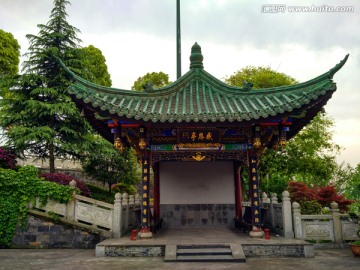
[160,204,235,228]
[12,215,106,249]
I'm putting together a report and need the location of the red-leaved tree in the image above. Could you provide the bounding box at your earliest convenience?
[40,173,91,197]
[288,181,353,212]
[316,185,353,212]
[0,148,17,169]
[287,181,317,202]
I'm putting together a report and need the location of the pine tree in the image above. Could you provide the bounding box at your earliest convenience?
[0,0,91,172]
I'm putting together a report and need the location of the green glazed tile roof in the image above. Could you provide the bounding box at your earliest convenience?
[60,44,348,124]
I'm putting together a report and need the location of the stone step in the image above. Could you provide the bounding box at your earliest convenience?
[177,247,232,256]
[164,244,246,262]
[178,244,229,249]
[176,254,235,262]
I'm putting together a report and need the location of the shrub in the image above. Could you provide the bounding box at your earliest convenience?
[0,148,17,169]
[348,201,360,216]
[40,173,91,197]
[299,199,323,215]
[87,183,115,204]
[111,182,137,195]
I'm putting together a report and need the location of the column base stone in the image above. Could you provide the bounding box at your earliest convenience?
[138,228,153,239]
[249,227,264,238]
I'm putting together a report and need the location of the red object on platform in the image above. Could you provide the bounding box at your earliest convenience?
[264,228,270,240]
[130,230,138,240]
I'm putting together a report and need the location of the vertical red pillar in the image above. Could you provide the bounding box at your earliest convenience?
[248,153,261,233]
[140,154,150,230]
[138,127,152,238]
[153,162,160,227]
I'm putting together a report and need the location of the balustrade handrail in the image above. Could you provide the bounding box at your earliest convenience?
[28,182,141,238]
[74,194,114,209]
[301,214,333,220]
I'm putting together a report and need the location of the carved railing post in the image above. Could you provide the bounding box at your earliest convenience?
[261,192,270,204]
[128,195,135,226]
[122,193,129,230]
[66,180,77,221]
[270,193,278,228]
[129,195,135,205]
[112,192,122,238]
[282,191,294,237]
[135,193,140,206]
[292,201,302,239]
[330,202,342,243]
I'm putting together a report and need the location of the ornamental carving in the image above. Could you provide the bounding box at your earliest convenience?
[176,143,223,150]
[191,152,206,161]
[305,224,330,238]
[75,202,112,228]
[151,150,246,164]
[342,222,360,240]
[151,137,177,144]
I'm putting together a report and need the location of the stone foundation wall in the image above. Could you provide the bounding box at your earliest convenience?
[105,246,164,257]
[160,204,235,228]
[242,244,312,257]
[11,215,106,249]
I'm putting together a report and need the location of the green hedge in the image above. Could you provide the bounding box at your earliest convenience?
[87,184,115,204]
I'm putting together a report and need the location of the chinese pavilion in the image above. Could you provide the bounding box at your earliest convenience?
[60,43,348,238]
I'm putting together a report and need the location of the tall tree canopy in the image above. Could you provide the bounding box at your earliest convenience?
[0,0,90,172]
[0,29,20,77]
[342,163,360,200]
[70,45,112,87]
[132,71,170,91]
[225,66,298,88]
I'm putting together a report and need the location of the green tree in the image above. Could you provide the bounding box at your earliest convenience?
[226,66,297,196]
[81,139,141,194]
[225,66,341,195]
[261,113,341,191]
[132,71,170,91]
[0,30,21,145]
[0,29,20,77]
[0,0,90,173]
[343,164,360,200]
[70,45,112,87]
[224,66,298,88]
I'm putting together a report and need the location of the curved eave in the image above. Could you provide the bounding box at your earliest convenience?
[60,54,348,124]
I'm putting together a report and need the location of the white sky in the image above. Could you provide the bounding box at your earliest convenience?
[1,0,359,167]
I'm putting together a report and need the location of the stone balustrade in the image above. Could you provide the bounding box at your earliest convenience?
[292,201,360,244]
[27,183,360,245]
[242,191,294,237]
[28,180,141,238]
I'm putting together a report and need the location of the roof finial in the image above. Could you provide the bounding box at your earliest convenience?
[190,42,203,69]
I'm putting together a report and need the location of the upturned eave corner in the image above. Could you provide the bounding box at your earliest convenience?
[328,54,349,79]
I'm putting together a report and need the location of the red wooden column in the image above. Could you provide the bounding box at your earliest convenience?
[248,152,262,237]
[138,127,152,239]
[234,161,242,221]
[153,162,160,228]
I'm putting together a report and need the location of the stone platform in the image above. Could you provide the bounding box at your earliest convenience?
[96,227,314,260]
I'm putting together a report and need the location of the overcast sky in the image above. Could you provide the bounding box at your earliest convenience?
[1,0,359,167]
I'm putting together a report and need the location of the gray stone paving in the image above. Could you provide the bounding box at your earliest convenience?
[0,248,359,270]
